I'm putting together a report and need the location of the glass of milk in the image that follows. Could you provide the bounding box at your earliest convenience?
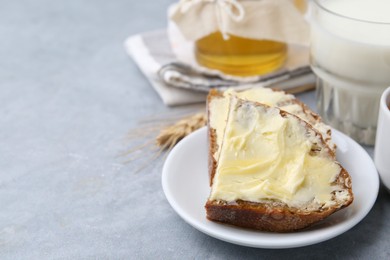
[310,0,390,145]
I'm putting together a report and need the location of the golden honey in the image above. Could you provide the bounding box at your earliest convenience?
[196,33,287,76]
[194,0,306,77]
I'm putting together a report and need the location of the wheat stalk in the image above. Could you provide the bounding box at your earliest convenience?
[156,112,206,149]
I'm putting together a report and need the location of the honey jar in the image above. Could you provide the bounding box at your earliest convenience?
[195,0,306,76]
[171,0,309,77]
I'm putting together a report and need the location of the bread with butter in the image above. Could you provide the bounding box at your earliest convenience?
[207,88,335,186]
[205,95,353,232]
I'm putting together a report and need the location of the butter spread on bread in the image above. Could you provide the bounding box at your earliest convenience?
[208,88,334,163]
[210,97,350,209]
[205,92,353,232]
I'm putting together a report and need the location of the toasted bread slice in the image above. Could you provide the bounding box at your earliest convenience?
[207,88,334,186]
[205,97,353,232]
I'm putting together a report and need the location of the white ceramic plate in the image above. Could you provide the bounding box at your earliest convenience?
[162,127,379,248]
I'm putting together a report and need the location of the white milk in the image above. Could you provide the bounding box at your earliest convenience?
[310,0,390,144]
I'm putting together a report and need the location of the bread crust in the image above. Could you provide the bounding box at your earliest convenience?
[207,89,223,186]
[205,200,337,232]
[206,93,353,232]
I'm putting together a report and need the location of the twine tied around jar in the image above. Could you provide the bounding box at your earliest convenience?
[171,0,309,45]
[178,0,245,39]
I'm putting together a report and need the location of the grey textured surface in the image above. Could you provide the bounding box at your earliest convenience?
[0,0,389,259]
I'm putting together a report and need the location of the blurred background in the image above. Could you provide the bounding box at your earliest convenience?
[0,0,389,259]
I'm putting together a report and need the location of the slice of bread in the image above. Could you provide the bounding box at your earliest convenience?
[207,88,334,186]
[205,96,353,232]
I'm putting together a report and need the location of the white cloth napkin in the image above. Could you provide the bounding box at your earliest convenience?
[125,30,207,106]
[124,29,315,106]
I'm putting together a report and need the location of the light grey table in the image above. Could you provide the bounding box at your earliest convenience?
[1,0,389,259]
